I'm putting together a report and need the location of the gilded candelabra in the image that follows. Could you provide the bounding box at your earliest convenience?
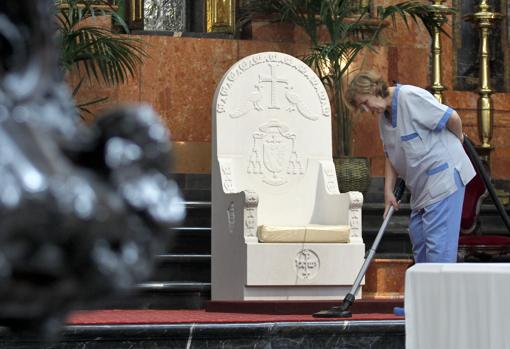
[206,0,236,33]
[429,0,452,103]
[465,0,502,149]
[125,0,144,30]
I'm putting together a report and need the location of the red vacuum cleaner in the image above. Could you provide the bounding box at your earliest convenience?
[313,178,406,318]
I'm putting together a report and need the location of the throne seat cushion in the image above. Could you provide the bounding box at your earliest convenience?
[257,224,350,243]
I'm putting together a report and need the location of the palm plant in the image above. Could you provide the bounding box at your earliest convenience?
[55,0,147,115]
[243,0,450,157]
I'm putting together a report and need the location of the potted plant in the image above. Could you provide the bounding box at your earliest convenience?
[241,0,443,192]
[55,0,147,116]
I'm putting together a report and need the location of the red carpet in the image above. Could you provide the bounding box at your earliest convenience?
[66,309,403,325]
[206,299,403,315]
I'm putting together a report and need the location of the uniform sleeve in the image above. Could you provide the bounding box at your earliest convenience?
[401,87,453,132]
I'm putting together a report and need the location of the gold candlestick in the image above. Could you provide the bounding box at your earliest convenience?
[125,0,144,30]
[429,0,451,103]
[464,0,502,149]
[206,0,236,33]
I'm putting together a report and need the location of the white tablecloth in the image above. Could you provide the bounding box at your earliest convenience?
[405,263,510,349]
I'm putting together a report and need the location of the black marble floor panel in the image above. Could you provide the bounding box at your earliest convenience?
[0,320,405,348]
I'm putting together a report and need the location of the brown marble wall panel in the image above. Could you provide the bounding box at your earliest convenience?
[492,94,510,111]
[387,47,430,87]
[453,109,477,129]
[493,110,510,128]
[250,19,296,43]
[138,36,175,134]
[493,160,510,179]
[351,108,385,177]
[237,40,301,60]
[113,65,142,104]
[463,125,481,141]
[493,124,510,145]
[139,36,238,142]
[351,111,383,158]
[354,47,390,79]
[69,72,120,123]
[492,145,510,179]
[491,125,510,180]
[172,141,211,173]
[250,20,312,45]
[443,91,478,110]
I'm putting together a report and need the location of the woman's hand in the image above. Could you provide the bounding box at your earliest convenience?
[384,191,400,218]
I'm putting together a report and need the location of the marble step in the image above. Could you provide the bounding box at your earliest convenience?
[165,227,211,254]
[180,201,210,227]
[151,254,211,283]
[132,282,211,309]
[106,282,212,309]
[81,280,210,310]
[0,319,406,348]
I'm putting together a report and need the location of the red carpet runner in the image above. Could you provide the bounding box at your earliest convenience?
[67,309,403,325]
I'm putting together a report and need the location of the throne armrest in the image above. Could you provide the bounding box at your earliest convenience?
[216,158,259,242]
[223,190,259,243]
[315,161,364,243]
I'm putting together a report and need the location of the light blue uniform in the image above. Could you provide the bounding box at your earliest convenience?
[379,85,476,263]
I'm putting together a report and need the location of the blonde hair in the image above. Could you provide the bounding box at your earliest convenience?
[345,71,389,110]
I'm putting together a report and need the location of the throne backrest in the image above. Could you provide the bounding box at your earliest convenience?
[212,52,335,226]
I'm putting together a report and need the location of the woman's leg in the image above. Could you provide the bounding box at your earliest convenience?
[409,210,427,263]
[423,170,465,262]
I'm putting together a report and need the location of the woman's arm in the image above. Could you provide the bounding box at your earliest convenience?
[446,110,464,142]
[384,158,399,218]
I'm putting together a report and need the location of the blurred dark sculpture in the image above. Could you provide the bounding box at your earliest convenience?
[0,0,184,334]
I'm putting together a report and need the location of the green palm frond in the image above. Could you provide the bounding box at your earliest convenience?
[56,0,147,86]
[55,0,147,117]
[61,25,146,85]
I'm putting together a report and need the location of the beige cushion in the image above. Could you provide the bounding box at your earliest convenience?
[257,224,350,243]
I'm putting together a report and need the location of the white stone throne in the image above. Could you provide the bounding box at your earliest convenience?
[211,52,365,301]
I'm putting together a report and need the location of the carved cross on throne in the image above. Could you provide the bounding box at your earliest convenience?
[258,64,288,110]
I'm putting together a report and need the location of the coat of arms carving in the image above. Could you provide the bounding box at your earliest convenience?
[247,120,305,186]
